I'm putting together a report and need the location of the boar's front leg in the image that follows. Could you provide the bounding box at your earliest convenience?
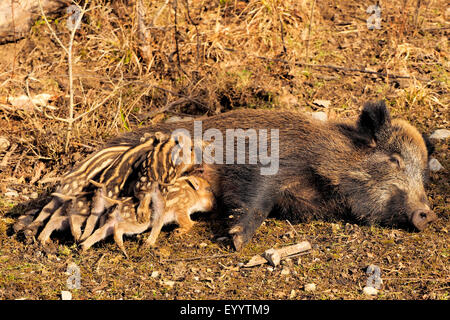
[226,179,278,251]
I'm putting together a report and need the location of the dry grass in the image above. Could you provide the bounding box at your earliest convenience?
[0,0,448,300]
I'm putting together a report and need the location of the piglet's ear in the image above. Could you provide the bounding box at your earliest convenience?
[357,100,392,146]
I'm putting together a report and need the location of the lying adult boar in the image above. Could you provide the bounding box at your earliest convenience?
[109,100,437,250]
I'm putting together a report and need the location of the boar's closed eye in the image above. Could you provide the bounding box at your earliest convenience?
[389,154,404,169]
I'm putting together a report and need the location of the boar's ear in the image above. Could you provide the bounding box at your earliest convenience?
[357,100,392,146]
[422,133,435,157]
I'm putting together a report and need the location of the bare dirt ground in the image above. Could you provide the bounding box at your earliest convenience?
[0,0,448,300]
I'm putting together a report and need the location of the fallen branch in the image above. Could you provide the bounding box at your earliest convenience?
[243,241,312,268]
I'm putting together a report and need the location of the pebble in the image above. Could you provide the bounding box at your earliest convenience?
[281,267,290,275]
[363,286,378,296]
[61,291,72,300]
[304,283,316,292]
[429,129,450,140]
[161,280,175,288]
[311,111,328,122]
[429,158,444,172]
[150,271,160,278]
[5,189,19,198]
[289,289,296,298]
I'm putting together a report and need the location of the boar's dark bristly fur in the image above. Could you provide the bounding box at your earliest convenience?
[108,100,437,250]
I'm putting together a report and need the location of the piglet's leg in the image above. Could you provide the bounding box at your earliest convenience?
[80,190,105,241]
[114,220,150,258]
[68,197,91,242]
[69,214,87,242]
[174,211,195,236]
[24,197,63,238]
[80,216,116,251]
[143,184,166,248]
[136,192,152,223]
[37,207,69,245]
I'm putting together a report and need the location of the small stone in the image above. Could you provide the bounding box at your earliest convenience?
[61,291,72,300]
[429,129,450,140]
[199,242,208,248]
[281,267,290,275]
[304,283,316,292]
[161,280,175,288]
[150,271,159,278]
[289,289,296,299]
[311,111,328,122]
[363,286,378,296]
[429,158,444,172]
[267,266,274,272]
[5,189,19,198]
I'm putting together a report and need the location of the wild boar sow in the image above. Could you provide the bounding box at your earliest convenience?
[110,100,436,250]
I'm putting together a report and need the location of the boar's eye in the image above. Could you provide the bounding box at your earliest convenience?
[389,154,404,169]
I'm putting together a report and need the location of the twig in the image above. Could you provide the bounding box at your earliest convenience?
[38,0,88,153]
[413,0,422,30]
[0,143,18,168]
[136,0,151,65]
[172,0,184,73]
[285,219,299,236]
[95,253,106,274]
[10,0,17,78]
[183,0,201,65]
[305,0,316,63]
[277,8,286,55]
[13,148,28,177]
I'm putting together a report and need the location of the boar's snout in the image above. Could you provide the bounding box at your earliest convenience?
[411,208,438,231]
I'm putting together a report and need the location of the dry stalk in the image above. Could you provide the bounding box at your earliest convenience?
[305,0,316,64]
[38,0,88,153]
